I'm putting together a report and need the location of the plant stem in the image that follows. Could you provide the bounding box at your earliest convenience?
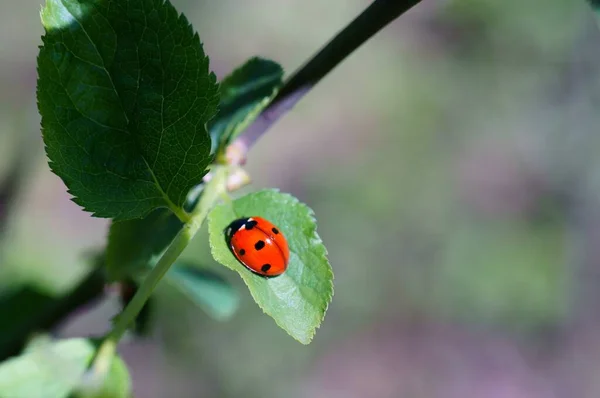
[107,225,191,342]
[106,167,228,343]
[232,0,422,154]
[171,205,192,224]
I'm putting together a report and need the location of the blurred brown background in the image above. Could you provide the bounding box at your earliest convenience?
[1,0,598,397]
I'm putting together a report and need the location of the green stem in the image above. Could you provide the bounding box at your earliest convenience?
[171,205,191,224]
[107,224,191,342]
[107,166,228,343]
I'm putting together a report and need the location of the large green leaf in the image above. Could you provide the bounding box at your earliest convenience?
[37,0,219,220]
[166,264,240,320]
[209,57,283,153]
[208,190,333,344]
[0,338,130,398]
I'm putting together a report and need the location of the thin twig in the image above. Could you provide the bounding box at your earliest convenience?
[229,0,422,162]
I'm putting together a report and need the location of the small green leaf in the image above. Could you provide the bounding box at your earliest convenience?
[0,338,130,398]
[209,57,283,153]
[208,190,333,344]
[37,0,219,220]
[76,351,130,398]
[165,264,240,320]
[106,209,182,281]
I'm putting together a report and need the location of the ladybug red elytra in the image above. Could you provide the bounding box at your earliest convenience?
[225,216,289,277]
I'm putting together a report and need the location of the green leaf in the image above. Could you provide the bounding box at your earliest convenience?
[76,352,130,398]
[106,209,182,281]
[589,0,600,28]
[208,189,333,344]
[37,0,219,220]
[0,286,58,359]
[165,264,240,320]
[209,57,283,153]
[0,269,105,361]
[0,338,131,398]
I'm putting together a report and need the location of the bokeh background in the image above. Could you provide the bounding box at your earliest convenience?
[1,0,598,397]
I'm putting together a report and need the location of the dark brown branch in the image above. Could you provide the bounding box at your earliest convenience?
[229,0,422,162]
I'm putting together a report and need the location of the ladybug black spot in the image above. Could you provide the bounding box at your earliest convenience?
[245,220,258,230]
[254,240,265,250]
[261,264,271,272]
[272,227,279,234]
[239,249,246,255]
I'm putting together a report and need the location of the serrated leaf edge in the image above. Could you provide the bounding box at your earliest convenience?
[37,0,218,221]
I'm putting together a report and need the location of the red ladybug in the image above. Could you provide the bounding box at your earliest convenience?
[225,216,289,277]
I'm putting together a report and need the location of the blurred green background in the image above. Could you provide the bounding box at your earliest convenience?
[1,0,599,397]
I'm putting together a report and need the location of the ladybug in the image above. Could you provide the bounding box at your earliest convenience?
[225,216,289,278]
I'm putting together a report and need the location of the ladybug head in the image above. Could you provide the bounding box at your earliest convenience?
[224,217,250,244]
